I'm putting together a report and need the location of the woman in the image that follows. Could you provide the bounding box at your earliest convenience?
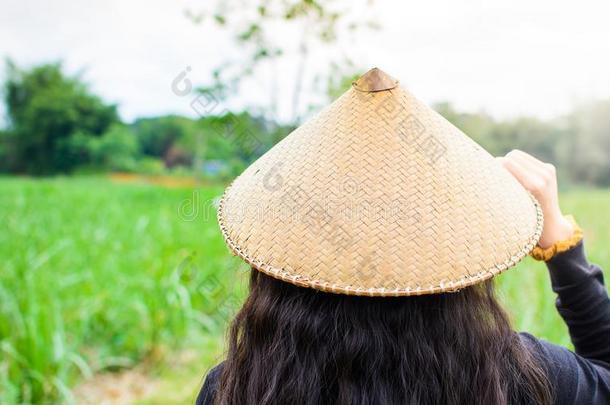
[197,69,610,404]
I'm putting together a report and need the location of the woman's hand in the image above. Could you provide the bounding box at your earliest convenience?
[497,150,574,248]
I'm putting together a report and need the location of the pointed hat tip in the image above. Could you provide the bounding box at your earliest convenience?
[352,67,399,92]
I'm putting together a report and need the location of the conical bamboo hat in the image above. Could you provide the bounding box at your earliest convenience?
[218,68,542,297]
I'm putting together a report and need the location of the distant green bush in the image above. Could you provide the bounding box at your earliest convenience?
[88,125,139,172]
[2,60,119,174]
[133,157,167,175]
[132,116,196,160]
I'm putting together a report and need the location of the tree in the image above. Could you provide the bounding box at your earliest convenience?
[186,0,378,123]
[2,60,118,174]
[434,102,561,164]
[560,101,610,186]
[132,115,196,159]
[89,124,140,171]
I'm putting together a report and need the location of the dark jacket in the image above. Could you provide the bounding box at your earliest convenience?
[197,241,610,404]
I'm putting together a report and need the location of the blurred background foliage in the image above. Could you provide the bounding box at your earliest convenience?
[0,60,296,181]
[2,59,610,186]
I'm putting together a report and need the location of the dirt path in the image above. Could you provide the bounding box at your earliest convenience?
[72,343,222,405]
[73,366,158,405]
[109,173,203,188]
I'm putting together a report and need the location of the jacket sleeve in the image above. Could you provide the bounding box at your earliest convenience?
[520,241,610,405]
[546,241,610,362]
[520,333,610,405]
[196,364,223,405]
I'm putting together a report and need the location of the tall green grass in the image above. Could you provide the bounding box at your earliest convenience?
[0,177,246,404]
[0,177,608,404]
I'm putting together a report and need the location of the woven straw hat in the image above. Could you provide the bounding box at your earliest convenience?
[218,68,543,297]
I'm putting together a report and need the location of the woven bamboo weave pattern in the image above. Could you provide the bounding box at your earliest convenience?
[218,69,543,296]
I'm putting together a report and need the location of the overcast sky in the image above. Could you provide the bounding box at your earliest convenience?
[1,0,609,123]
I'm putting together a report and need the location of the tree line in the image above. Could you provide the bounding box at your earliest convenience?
[1,61,608,186]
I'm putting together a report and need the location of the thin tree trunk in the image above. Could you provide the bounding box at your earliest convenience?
[292,35,308,124]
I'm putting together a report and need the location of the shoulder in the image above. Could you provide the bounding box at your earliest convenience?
[195,363,224,405]
[519,332,577,400]
[519,332,610,405]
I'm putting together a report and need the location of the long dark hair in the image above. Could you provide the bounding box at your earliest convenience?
[216,270,552,405]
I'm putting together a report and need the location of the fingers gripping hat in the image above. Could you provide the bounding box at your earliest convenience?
[218,68,543,296]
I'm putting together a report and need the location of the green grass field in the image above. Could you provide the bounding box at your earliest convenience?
[1,177,608,404]
[0,177,248,404]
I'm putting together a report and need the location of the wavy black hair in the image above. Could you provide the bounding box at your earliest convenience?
[215,270,552,404]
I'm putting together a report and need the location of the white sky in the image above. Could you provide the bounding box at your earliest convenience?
[1,0,609,123]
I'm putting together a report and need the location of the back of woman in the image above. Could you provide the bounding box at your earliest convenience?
[197,69,610,405]
[210,274,550,405]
